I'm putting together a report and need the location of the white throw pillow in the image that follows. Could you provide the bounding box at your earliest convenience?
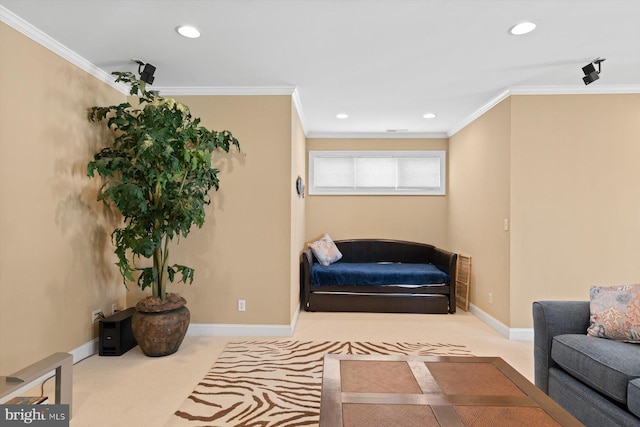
[308,234,342,266]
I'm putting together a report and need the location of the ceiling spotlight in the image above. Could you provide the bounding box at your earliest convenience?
[423,113,437,119]
[336,113,349,119]
[176,25,201,39]
[134,60,156,85]
[582,58,605,85]
[509,22,536,36]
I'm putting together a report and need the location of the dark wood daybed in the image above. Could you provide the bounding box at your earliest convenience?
[300,239,457,314]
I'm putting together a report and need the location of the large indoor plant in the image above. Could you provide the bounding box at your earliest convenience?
[88,71,240,356]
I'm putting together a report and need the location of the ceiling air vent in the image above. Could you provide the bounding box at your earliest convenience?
[386,129,408,133]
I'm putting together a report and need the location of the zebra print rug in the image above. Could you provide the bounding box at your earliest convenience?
[168,340,471,427]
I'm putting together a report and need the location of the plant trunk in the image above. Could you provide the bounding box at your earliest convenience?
[152,183,167,300]
[153,246,162,299]
[151,234,170,301]
[160,237,169,300]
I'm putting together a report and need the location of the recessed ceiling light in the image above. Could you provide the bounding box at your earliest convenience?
[176,25,201,39]
[336,113,349,119]
[423,113,437,119]
[509,22,536,36]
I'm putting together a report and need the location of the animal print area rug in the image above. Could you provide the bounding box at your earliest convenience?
[168,340,472,427]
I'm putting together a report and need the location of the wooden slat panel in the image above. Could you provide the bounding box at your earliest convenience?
[455,255,471,311]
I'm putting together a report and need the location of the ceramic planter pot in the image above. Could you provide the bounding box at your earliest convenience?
[131,294,190,357]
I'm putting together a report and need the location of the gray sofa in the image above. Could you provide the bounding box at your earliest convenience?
[533,301,640,427]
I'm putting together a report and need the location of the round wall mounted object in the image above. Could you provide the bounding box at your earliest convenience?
[296,176,305,198]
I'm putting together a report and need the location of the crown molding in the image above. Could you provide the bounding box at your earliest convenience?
[447,89,511,137]
[292,87,309,136]
[0,6,128,95]
[509,84,640,95]
[155,86,296,96]
[4,3,639,140]
[448,84,640,137]
[306,132,449,139]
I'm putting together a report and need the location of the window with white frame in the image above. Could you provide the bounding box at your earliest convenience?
[309,151,446,195]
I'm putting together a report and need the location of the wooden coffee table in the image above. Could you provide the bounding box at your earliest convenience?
[320,354,582,427]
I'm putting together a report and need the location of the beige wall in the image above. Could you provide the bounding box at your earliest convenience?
[305,138,449,247]
[510,94,640,327]
[449,94,640,329]
[0,21,302,375]
[0,23,126,373]
[290,102,306,319]
[126,95,295,326]
[448,99,512,325]
[3,19,639,372]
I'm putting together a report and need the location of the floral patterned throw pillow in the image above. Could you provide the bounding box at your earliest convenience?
[587,284,640,343]
[308,234,342,266]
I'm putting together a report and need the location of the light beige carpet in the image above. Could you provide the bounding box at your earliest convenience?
[167,340,472,427]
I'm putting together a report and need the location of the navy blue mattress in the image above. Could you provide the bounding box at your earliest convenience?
[310,262,449,287]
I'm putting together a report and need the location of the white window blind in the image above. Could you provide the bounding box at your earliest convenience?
[397,157,441,189]
[309,151,446,195]
[356,157,395,188]
[313,156,354,188]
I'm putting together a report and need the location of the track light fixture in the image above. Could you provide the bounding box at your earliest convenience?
[582,58,605,85]
[133,59,156,85]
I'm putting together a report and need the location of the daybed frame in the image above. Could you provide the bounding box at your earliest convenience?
[300,239,457,314]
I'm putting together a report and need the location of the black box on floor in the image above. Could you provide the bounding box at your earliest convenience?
[99,307,137,356]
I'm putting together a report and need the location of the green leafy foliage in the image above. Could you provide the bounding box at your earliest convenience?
[88,72,240,300]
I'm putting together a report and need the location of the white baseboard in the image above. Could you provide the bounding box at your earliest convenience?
[0,338,99,403]
[70,305,301,362]
[70,338,99,363]
[509,328,535,341]
[469,303,533,341]
[187,323,291,337]
[188,304,301,337]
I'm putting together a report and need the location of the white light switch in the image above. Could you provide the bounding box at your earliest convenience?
[504,219,509,231]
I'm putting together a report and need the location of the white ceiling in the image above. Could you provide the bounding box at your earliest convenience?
[2,0,639,137]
